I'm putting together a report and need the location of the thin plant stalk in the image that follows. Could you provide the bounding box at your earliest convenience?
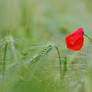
[84,33,92,42]
[62,56,67,78]
[54,45,62,80]
[2,43,8,80]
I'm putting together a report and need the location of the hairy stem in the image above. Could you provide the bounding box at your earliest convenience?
[84,33,92,42]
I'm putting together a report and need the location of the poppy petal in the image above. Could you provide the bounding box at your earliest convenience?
[65,28,84,51]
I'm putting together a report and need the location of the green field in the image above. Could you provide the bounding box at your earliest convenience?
[0,0,92,92]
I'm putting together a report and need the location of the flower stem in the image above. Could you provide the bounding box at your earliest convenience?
[54,45,62,80]
[84,33,92,42]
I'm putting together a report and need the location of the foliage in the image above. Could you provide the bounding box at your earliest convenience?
[0,0,92,92]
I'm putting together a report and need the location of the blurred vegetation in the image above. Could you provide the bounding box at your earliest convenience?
[0,0,92,92]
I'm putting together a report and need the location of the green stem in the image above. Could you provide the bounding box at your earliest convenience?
[62,56,67,78]
[84,33,92,42]
[54,45,62,80]
[3,43,8,80]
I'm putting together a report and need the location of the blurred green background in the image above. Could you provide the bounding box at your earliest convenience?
[0,0,92,92]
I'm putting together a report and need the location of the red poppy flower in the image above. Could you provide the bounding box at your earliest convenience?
[65,28,84,51]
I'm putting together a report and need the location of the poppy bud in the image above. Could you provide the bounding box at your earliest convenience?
[65,28,84,51]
